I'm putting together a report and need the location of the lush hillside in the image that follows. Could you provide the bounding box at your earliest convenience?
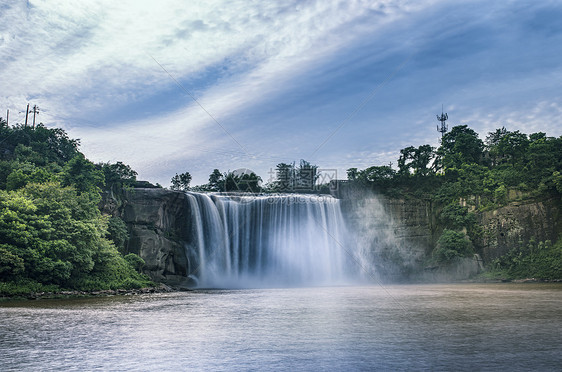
[347,125,562,279]
[0,120,152,295]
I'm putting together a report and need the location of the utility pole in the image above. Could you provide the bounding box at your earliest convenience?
[24,103,30,127]
[436,104,448,139]
[5,109,8,126]
[31,105,39,128]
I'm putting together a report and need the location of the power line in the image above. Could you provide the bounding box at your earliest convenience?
[31,105,39,128]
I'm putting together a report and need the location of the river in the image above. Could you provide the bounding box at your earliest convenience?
[1,283,561,371]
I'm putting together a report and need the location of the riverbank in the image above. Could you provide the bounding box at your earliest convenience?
[0,283,183,301]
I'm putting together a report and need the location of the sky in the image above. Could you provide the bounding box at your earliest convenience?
[1,0,562,186]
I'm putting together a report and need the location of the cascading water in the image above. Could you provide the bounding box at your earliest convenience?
[185,192,365,288]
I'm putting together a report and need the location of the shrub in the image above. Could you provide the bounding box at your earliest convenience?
[107,216,129,251]
[124,253,145,273]
[433,229,474,264]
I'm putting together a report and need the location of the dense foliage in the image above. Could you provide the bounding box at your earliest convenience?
[348,125,562,277]
[191,160,327,194]
[0,120,151,295]
[170,172,192,191]
[348,125,562,205]
[489,238,562,280]
[191,168,263,193]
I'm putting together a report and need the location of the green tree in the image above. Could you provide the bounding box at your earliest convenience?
[208,169,224,191]
[60,154,105,195]
[346,167,359,181]
[522,134,562,190]
[124,253,145,273]
[274,162,296,192]
[0,183,149,289]
[98,161,137,190]
[295,160,319,192]
[398,145,435,176]
[0,124,79,166]
[487,129,529,166]
[437,125,484,169]
[223,170,262,193]
[170,172,192,191]
[439,203,476,230]
[361,165,395,184]
[0,245,25,279]
[107,216,129,251]
[433,229,474,263]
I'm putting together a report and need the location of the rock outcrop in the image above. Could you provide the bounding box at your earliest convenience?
[478,198,561,260]
[336,182,561,280]
[340,195,433,280]
[102,188,193,286]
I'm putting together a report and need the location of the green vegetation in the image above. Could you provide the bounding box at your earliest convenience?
[348,125,562,278]
[190,160,329,194]
[190,169,263,193]
[433,229,474,264]
[349,125,561,204]
[1,115,559,287]
[0,120,152,296]
[486,237,562,280]
[170,171,192,191]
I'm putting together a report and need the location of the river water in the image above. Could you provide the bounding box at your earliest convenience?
[1,283,561,371]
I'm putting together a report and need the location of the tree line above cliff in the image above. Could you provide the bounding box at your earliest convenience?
[347,125,562,206]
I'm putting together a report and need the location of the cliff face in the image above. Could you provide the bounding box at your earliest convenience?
[478,198,561,260]
[102,188,194,285]
[103,186,560,284]
[338,184,561,279]
[340,195,433,280]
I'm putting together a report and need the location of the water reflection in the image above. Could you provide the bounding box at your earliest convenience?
[1,284,561,371]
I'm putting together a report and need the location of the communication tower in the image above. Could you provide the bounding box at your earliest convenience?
[436,105,448,138]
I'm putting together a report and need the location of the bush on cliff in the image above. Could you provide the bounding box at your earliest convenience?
[433,229,474,264]
[489,237,562,280]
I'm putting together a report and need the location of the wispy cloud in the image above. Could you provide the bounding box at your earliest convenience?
[1,0,561,185]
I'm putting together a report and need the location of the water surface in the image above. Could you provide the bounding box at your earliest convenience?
[1,283,561,371]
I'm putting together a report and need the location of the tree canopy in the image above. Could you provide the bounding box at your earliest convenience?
[170,172,192,191]
[347,124,561,206]
[0,121,151,294]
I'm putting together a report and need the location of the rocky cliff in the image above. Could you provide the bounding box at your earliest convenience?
[336,182,561,280]
[103,186,560,284]
[340,195,433,280]
[102,188,194,286]
[478,198,561,260]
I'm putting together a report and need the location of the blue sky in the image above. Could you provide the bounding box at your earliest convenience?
[1,0,562,186]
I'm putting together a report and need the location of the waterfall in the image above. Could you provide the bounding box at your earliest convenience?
[185,192,361,288]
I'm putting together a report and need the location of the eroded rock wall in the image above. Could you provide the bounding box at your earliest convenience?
[338,184,560,279]
[340,195,434,280]
[479,199,561,260]
[102,188,193,285]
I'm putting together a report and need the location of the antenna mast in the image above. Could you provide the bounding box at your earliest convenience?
[436,104,448,138]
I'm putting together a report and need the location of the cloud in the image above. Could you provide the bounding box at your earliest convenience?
[1,0,561,186]
[7,1,424,183]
